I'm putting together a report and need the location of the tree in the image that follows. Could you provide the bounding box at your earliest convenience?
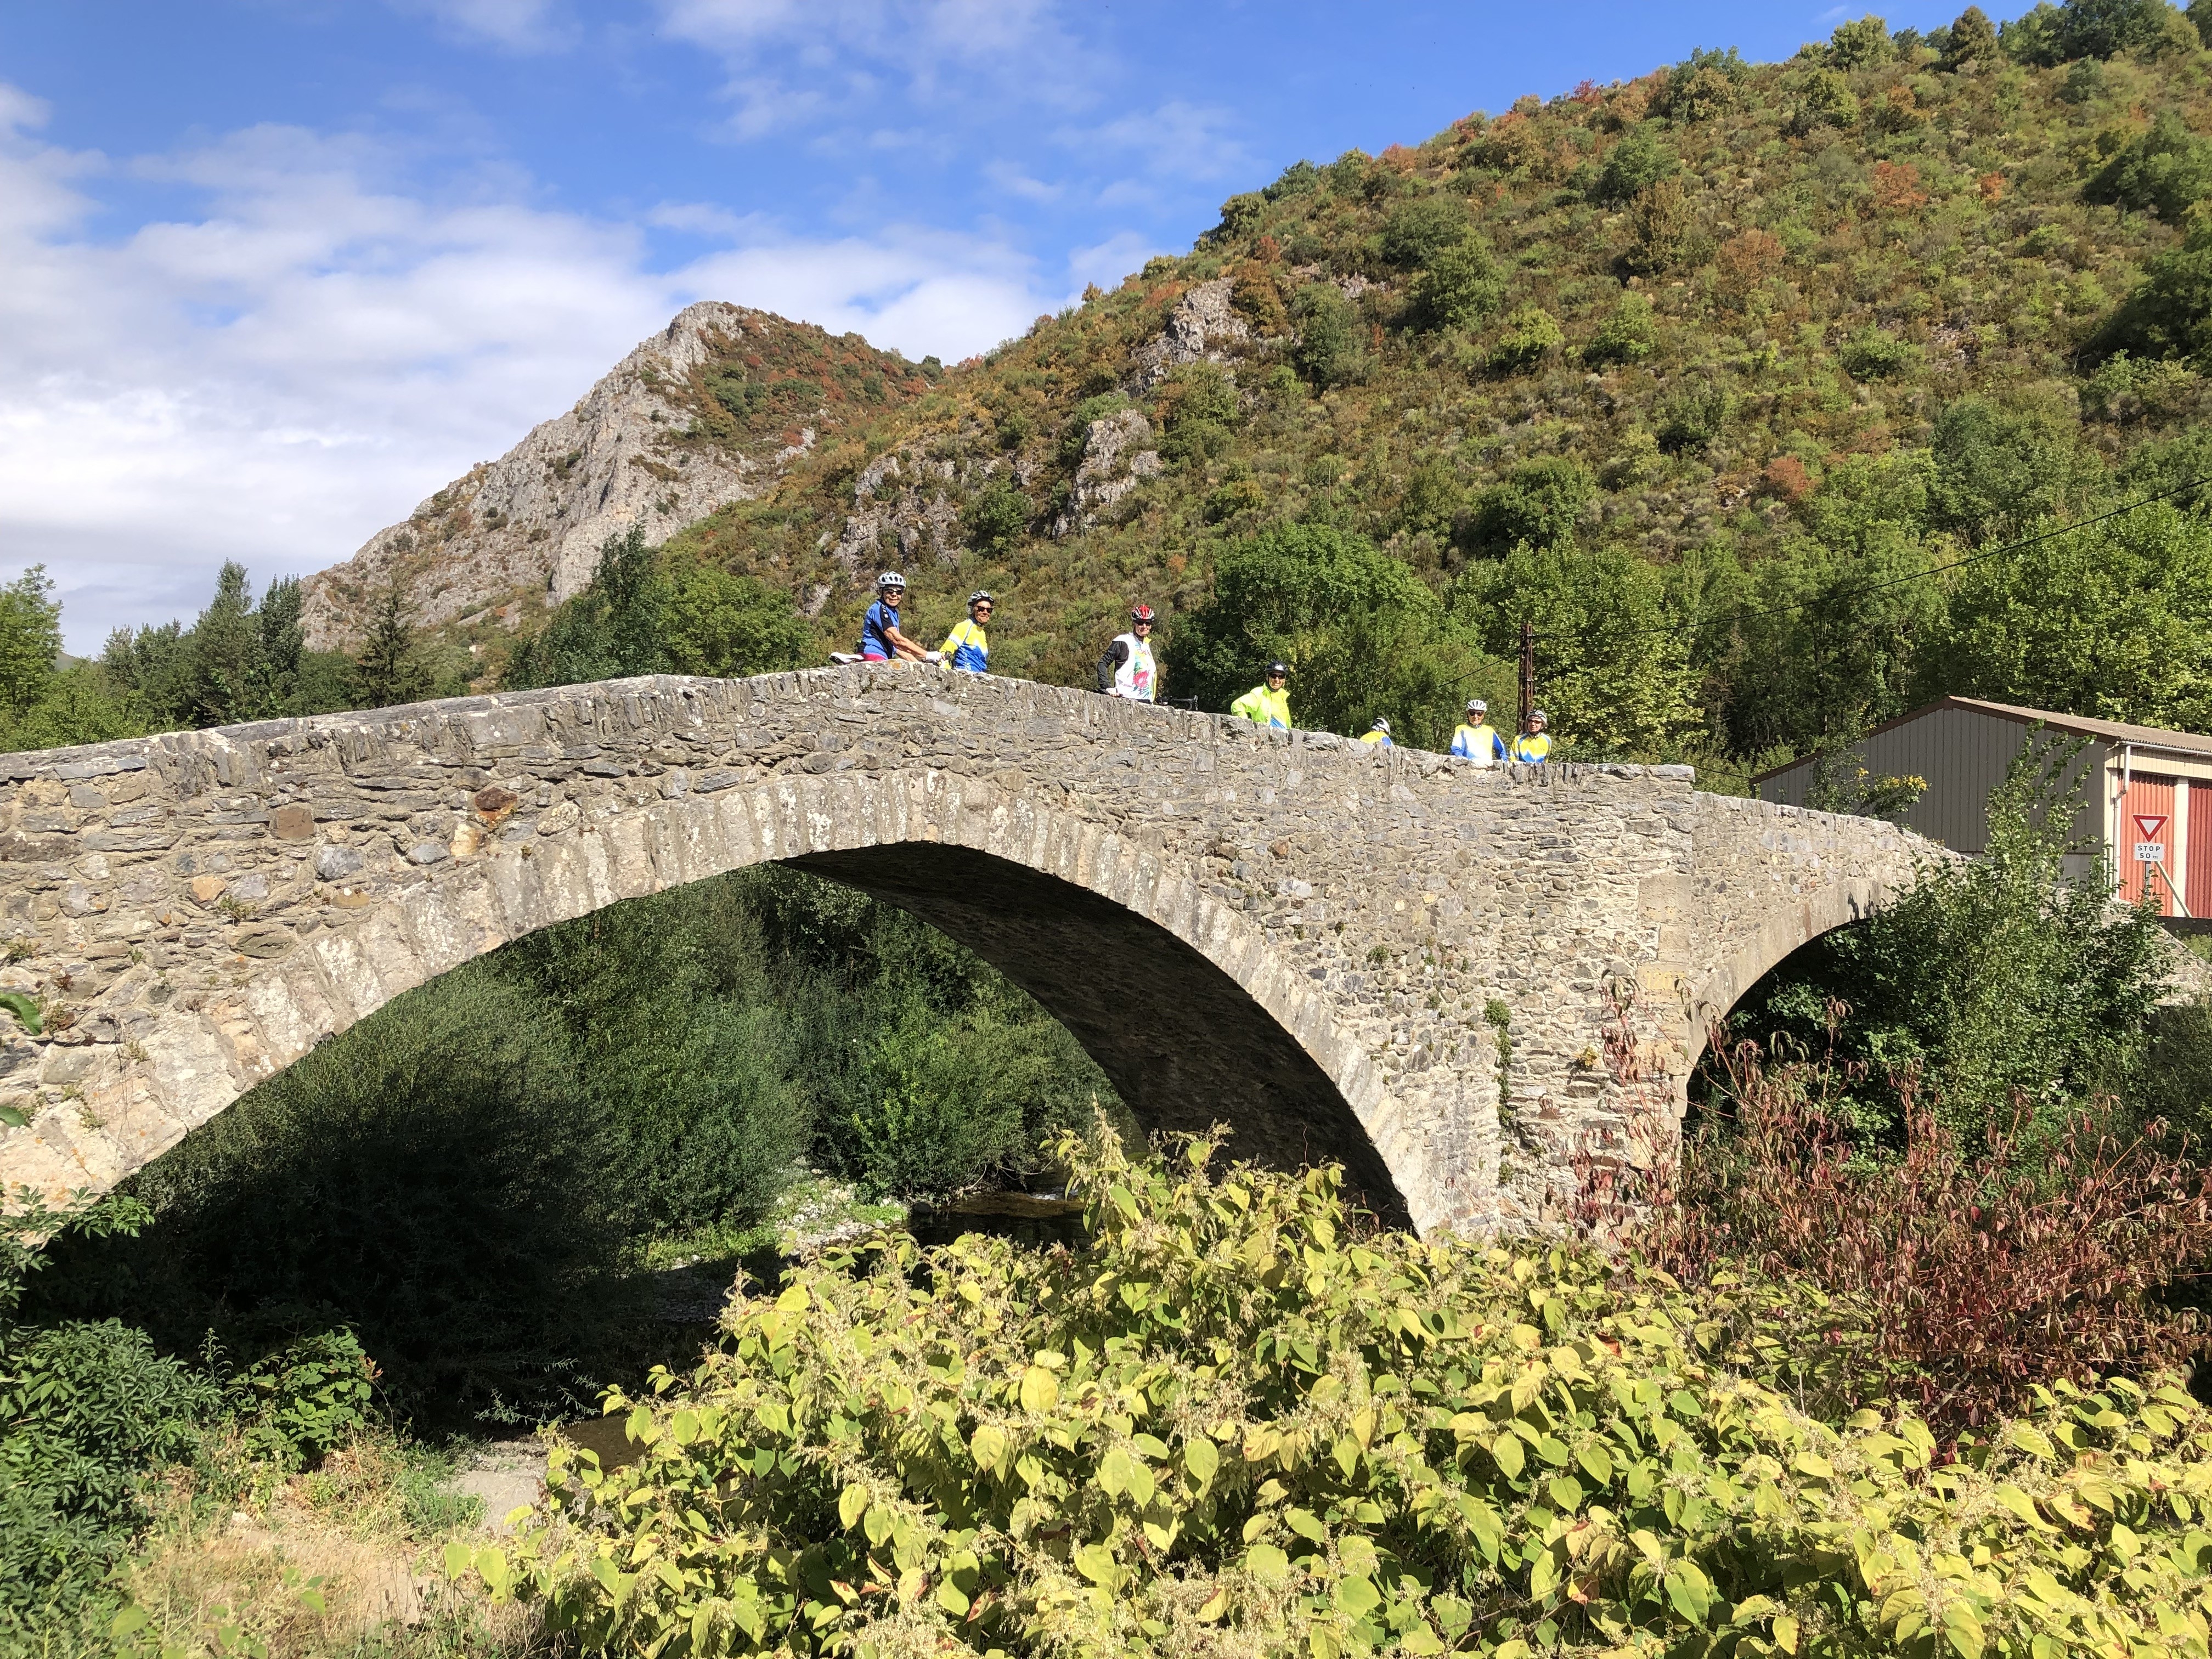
[1290,284,1367,387]
[1719,525,1943,757]
[1464,459,1592,558]
[1584,292,1658,364]
[2055,0,2171,59]
[505,527,669,691]
[1165,523,1499,749]
[1828,14,1896,68]
[0,568,61,724]
[182,561,259,727]
[2085,111,2212,223]
[1452,543,1701,754]
[1595,130,1677,202]
[1920,499,2212,727]
[1928,398,2103,543]
[1939,4,2001,67]
[1408,235,1505,332]
[1377,195,1468,268]
[354,582,428,709]
[663,557,815,678]
[2094,221,2212,363]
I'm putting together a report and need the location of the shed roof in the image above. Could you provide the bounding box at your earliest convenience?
[1750,696,2212,786]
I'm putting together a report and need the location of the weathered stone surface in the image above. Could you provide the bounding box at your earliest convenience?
[0,671,1934,1237]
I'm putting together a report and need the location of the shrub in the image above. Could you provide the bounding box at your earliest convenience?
[1730,747,2171,1149]
[1486,304,1563,373]
[1582,291,1657,363]
[1594,130,1675,203]
[2086,110,2212,223]
[1407,235,1505,332]
[0,1194,225,1637]
[2095,221,2212,362]
[962,482,1035,557]
[1289,284,1367,388]
[40,966,639,1424]
[1640,1038,2212,1433]
[462,1125,2212,1659]
[1838,325,1923,379]
[2081,348,2205,421]
[1655,380,1731,451]
[1464,458,1592,556]
[1376,195,1468,268]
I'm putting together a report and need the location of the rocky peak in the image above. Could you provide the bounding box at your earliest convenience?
[301,301,932,650]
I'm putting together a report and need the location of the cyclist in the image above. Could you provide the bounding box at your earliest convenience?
[859,572,931,664]
[1230,662,1292,729]
[941,591,992,673]
[1097,604,1160,700]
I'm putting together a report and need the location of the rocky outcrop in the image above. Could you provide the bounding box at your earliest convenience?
[1127,279,1251,389]
[1052,410,1161,536]
[301,302,926,650]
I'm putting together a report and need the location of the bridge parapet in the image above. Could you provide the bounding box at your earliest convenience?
[0,671,1932,1234]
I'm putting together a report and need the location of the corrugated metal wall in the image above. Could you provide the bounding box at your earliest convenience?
[1756,708,2105,853]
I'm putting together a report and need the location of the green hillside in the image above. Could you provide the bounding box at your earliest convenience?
[591,2,2212,778]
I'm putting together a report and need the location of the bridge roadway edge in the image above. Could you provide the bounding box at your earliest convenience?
[0,670,1933,1237]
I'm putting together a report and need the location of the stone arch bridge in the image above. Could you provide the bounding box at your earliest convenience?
[0,671,1929,1236]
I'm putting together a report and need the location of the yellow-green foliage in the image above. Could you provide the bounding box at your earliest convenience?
[454,1130,2212,1656]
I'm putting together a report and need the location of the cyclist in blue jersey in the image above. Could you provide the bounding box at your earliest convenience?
[860,572,930,663]
[941,591,992,673]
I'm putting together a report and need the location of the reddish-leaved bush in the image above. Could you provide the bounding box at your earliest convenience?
[1607,1031,2212,1435]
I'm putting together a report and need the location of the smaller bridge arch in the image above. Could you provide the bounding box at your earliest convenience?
[0,672,1933,1234]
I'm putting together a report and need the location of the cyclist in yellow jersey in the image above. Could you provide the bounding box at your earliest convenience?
[1510,708,1552,763]
[1230,662,1292,729]
[941,591,992,673]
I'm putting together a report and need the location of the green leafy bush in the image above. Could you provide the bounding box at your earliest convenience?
[1465,459,1592,557]
[2085,110,2212,223]
[1594,131,1675,203]
[1837,326,1922,380]
[1827,15,1896,69]
[2094,222,2212,363]
[1290,285,1368,388]
[1582,292,1656,365]
[461,1126,2212,1658]
[1487,305,1564,374]
[1729,746,2171,1148]
[1407,237,1505,334]
[1377,197,1468,269]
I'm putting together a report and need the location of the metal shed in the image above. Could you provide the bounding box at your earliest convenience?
[1751,696,2212,918]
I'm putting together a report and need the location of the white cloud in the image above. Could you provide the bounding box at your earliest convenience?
[660,0,1090,139]
[387,0,576,52]
[984,160,1061,205]
[0,87,1068,652]
[1065,230,1158,294]
[1080,100,1251,183]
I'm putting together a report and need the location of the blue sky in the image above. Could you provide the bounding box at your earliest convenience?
[3,0,2001,650]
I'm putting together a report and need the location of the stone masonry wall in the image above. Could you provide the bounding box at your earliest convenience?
[0,672,1931,1236]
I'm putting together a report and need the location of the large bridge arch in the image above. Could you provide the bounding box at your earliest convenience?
[0,671,1936,1234]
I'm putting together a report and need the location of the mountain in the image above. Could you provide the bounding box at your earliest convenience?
[300,302,938,649]
[320,7,2212,764]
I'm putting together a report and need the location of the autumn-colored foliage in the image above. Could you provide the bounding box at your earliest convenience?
[1631,1035,2212,1434]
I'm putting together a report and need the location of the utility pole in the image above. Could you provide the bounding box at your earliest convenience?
[1517,618,1534,737]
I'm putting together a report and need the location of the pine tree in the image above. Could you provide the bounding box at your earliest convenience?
[355,582,426,709]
